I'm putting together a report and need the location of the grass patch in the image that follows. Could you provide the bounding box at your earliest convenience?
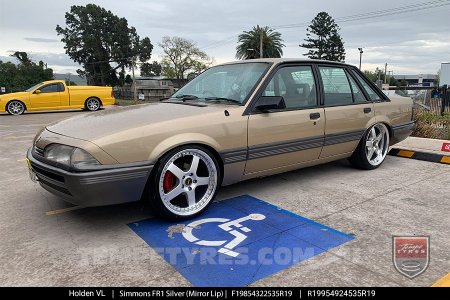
[114,99,142,106]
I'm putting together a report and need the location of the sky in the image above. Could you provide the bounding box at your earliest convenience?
[0,0,449,76]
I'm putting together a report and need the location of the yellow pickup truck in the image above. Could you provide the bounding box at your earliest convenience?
[0,80,115,115]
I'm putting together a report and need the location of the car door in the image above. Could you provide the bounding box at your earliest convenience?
[317,65,374,158]
[245,64,325,174]
[57,82,70,107]
[29,83,61,109]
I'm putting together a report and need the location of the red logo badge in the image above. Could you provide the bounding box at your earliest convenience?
[393,236,429,279]
[441,143,450,152]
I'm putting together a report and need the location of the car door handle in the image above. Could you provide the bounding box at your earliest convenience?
[363,107,372,114]
[310,112,321,120]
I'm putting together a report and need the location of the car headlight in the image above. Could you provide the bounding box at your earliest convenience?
[44,144,100,168]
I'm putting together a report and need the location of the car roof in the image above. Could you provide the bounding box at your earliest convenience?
[219,58,353,68]
[41,80,65,84]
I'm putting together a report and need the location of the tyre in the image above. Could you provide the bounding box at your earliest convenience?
[348,123,390,170]
[6,100,25,115]
[150,145,221,220]
[85,97,101,111]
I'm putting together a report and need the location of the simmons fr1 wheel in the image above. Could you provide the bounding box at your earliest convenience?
[348,123,390,170]
[150,146,221,220]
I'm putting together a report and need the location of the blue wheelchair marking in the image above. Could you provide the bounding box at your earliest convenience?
[128,195,354,287]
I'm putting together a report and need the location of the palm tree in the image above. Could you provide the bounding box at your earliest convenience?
[236,25,285,60]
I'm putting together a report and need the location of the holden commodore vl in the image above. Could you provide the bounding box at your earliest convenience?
[26,59,413,219]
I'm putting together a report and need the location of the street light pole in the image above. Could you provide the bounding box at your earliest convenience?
[131,59,137,103]
[358,48,364,70]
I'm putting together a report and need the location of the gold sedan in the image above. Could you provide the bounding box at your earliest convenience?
[26,59,413,219]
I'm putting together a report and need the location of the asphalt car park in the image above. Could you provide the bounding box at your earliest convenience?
[0,107,449,286]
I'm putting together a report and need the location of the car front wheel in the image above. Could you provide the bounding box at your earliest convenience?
[150,146,221,220]
[7,100,25,115]
[348,123,390,170]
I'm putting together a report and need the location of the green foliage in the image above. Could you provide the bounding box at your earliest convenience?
[56,4,153,86]
[140,61,162,77]
[413,109,450,140]
[300,12,346,62]
[0,52,53,93]
[363,70,378,83]
[363,70,402,86]
[235,25,284,60]
[159,36,212,80]
[65,81,77,86]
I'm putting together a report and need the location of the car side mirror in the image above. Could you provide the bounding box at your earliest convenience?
[254,96,286,113]
[34,90,41,94]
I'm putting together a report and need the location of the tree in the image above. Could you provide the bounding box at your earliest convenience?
[159,36,212,80]
[140,61,162,77]
[56,4,153,86]
[363,70,378,83]
[236,25,284,60]
[300,12,346,62]
[0,52,53,93]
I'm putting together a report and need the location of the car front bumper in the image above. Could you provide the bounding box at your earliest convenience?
[26,148,153,207]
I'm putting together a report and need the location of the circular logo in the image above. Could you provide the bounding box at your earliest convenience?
[184,178,193,186]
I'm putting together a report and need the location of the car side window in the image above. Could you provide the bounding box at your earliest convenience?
[319,66,353,106]
[262,66,317,109]
[352,71,382,101]
[58,83,65,92]
[39,84,59,94]
[346,72,367,102]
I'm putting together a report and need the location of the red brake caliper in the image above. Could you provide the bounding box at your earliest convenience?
[163,171,176,193]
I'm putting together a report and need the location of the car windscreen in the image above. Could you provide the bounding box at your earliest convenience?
[25,83,44,92]
[171,63,269,104]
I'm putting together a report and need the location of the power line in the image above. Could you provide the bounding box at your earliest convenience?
[276,0,450,29]
[199,0,450,51]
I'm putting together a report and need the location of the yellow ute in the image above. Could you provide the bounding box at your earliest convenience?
[0,80,115,115]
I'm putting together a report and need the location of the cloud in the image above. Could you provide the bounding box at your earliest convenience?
[0,0,448,75]
[0,53,80,73]
[24,37,59,43]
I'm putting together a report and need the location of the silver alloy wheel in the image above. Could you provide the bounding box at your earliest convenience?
[7,101,25,115]
[365,123,389,166]
[158,149,218,216]
[86,98,100,111]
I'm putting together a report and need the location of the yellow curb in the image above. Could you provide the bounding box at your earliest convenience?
[397,150,415,158]
[440,156,450,164]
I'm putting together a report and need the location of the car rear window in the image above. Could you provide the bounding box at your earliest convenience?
[346,72,367,102]
[352,71,382,101]
[319,66,353,106]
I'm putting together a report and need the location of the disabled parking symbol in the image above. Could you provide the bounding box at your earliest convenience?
[129,195,355,287]
[182,213,266,257]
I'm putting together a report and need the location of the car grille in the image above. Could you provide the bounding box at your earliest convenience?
[39,177,72,196]
[30,162,72,196]
[32,164,65,183]
[34,146,44,157]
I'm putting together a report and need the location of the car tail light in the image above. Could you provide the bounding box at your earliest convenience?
[111,90,115,98]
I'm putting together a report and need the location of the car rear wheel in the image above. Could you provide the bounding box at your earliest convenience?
[348,123,390,170]
[150,146,221,220]
[85,98,101,111]
[6,100,25,115]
